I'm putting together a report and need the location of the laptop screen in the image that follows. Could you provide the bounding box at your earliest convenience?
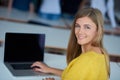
[4,32,45,62]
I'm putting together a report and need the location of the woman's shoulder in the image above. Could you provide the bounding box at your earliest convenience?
[92,47,103,54]
[81,47,104,60]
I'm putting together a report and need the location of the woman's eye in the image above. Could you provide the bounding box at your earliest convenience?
[85,25,91,29]
[75,24,80,28]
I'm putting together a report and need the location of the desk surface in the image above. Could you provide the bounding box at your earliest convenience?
[0,51,66,80]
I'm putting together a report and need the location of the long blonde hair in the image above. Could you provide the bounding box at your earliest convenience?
[67,7,110,77]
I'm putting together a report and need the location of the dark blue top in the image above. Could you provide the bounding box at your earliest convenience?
[12,0,32,11]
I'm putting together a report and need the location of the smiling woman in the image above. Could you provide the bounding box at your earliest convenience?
[64,7,110,80]
[31,7,110,80]
[75,17,97,46]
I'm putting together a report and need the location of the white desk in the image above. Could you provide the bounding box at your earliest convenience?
[0,48,66,80]
[0,6,29,22]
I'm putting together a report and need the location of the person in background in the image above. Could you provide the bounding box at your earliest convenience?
[60,0,87,19]
[38,0,61,20]
[91,0,120,30]
[8,0,35,14]
[32,0,42,14]
[31,7,110,80]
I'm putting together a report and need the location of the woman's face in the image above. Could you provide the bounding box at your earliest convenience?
[75,17,97,46]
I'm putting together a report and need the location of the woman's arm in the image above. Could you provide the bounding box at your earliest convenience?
[47,67,63,76]
[31,61,63,76]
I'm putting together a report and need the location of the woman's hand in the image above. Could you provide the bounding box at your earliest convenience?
[31,61,63,76]
[31,61,51,74]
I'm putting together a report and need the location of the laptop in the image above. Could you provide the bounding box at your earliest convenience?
[4,32,46,76]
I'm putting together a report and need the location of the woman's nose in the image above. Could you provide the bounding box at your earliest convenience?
[78,28,84,34]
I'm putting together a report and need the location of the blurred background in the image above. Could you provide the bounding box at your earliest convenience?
[0,0,120,30]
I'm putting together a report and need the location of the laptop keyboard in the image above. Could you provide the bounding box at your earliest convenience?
[11,64,32,70]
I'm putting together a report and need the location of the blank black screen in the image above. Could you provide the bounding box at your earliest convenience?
[4,33,45,62]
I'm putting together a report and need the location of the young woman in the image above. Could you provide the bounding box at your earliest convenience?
[31,7,110,80]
